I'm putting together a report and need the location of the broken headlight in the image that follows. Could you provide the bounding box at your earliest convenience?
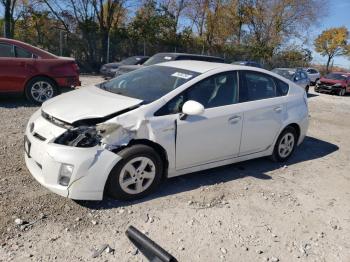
[55,126,101,147]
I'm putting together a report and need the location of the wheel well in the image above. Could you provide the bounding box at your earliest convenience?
[126,139,169,177]
[285,123,300,141]
[24,75,58,90]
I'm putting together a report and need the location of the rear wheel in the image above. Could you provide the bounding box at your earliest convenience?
[338,88,346,96]
[305,85,309,93]
[106,145,163,200]
[271,126,297,162]
[25,77,58,104]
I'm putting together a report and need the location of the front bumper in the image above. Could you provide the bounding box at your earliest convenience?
[315,84,343,93]
[24,110,121,200]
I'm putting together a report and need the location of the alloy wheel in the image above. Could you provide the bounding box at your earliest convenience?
[119,156,156,195]
[31,81,54,103]
[278,133,295,158]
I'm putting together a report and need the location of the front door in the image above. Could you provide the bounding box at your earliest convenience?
[0,43,33,92]
[174,71,243,169]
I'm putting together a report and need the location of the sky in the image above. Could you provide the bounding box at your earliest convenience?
[0,0,349,68]
[308,0,350,68]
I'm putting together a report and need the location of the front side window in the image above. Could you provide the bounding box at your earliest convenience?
[239,71,276,102]
[155,71,238,116]
[15,46,33,58]
[0,43,15,57]
[99,66,199,103]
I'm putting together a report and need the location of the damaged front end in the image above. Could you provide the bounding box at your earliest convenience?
[54,122,136,150]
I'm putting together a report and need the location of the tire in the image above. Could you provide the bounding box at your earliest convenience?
[106,144,163,200]
[271,126,298,162]
[305,85,309,94]
[25,77,58,104]
[338,88,346,96]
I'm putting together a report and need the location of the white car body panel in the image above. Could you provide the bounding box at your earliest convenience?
[42,86,142,123]
[24,61,309,200]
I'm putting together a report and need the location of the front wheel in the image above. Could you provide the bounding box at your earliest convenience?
[25,77,58,104]
[271,127,297,162]
[106,145,163,200]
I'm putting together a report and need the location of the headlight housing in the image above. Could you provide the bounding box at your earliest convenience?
[58,164,74,186]
[55,126,101,147]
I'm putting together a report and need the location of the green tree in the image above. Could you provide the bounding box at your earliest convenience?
[314,27,350,73]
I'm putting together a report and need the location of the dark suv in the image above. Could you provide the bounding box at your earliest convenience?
[114,53,225,77]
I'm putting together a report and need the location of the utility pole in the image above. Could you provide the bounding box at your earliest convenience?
[59,30,63,56]
[107,33,110,63]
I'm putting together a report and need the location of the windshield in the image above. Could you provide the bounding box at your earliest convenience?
[99,66,199,103]
[272,69,295,80]
[143,54,176,66]
[121,56,141,65]
[325,73,347,81]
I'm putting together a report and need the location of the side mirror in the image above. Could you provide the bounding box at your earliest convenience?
[181,100,204,116]
[294,77,300,81]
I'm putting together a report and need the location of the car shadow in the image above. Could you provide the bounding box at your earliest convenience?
[76,136,339,210]
[307,93,318,98]
[0,95,37,108]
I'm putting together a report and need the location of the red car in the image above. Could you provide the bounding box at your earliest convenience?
[0,38,80,104]
[315,72,350,96]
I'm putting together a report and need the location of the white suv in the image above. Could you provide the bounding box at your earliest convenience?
[305,68,320,85]
[24,61,309,200]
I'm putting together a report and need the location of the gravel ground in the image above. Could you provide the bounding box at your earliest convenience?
[0,76,350,262]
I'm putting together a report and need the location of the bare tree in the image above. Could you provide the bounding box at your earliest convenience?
[1,0,17,38]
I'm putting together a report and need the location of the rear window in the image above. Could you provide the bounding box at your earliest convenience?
[0,43,15,57]
[15,46,33,58]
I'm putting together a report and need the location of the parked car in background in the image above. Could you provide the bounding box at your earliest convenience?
[232,61,262,68]
[25,61,308,200]
[0,38,80,104]
[315,72,350,96]
[100,56,149,78]
[114,53,225,77]
[304,67,320,85]
[272,68,310,93]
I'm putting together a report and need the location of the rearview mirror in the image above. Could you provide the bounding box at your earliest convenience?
[182,100,204,116]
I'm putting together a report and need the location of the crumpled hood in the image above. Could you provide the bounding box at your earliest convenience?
[319,78,345,86]
[42,86,142,124]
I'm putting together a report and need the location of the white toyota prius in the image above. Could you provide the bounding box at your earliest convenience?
[24,61,309,200]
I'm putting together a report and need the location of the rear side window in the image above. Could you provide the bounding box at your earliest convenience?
[239,71,276,102]
[307,69,318,74]
[274,78,289,96]
[15,46,33,58]
[0,43,15,57]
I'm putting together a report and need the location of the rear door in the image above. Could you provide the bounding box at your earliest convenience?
[238,70,285,155]
[0,43,35,92]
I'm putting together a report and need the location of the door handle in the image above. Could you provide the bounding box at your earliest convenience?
[274,106,282,113]
[228,115,241,124]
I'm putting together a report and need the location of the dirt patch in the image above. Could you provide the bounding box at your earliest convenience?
[0,79,349,261]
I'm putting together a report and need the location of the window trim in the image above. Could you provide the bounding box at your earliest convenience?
[154,70,239,116]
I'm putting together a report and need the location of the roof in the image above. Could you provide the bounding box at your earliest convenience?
[152,52,223,59]
[157,60,264,74]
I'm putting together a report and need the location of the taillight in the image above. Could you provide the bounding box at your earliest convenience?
[71,62,79,73]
